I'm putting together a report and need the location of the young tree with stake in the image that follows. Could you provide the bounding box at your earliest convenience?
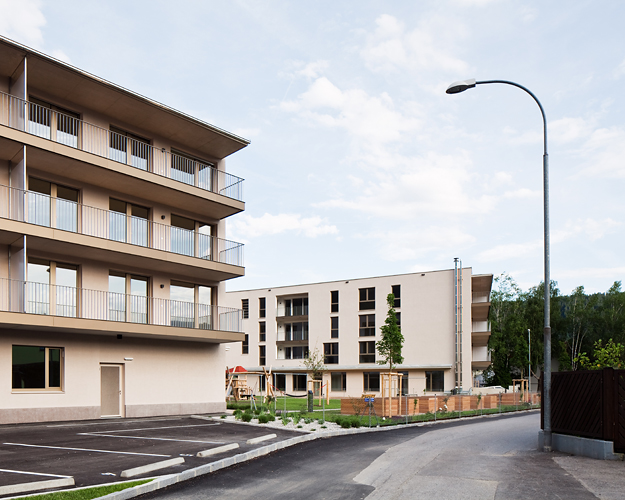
[377,293,404,371]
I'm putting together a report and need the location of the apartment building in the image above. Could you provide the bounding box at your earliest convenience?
[0,37,246,424]
[225,265,492,397]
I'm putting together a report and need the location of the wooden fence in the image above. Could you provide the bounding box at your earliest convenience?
[541,368,625,453]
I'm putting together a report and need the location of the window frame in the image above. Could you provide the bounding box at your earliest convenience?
[363,372,380,392]
[331,316,339,338]
[359,287,375,310]
[426,370,445,392]
[292,374,307,392]
[242,334,249,354]
[259,345,266,366]
[331,372,346,392]
[392,285,401,308]
[259,321,266,342]
[324,342,339,364]
[241,299,249,319]
[259,297,266,318]
[359,341,376,363]
[12,345,64,392]
[331,290,339,313]
[359,314,376,337]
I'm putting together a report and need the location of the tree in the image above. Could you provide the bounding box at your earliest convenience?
[301,345,325,380]
[561,286,599,370]
[575,338,625,370]
[376,293,404,371]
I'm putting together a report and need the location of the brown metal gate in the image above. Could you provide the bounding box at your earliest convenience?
[616,370,625,453]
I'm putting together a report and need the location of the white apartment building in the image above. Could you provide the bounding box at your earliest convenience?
[0,37,246,424]
[225,265,492,398]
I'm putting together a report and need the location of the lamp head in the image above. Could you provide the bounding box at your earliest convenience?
[446,79,476,94]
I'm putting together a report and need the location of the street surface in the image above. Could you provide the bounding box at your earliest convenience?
[138,413,625,500]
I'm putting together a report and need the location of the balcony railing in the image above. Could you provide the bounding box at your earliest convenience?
[0,278,242,333]
[0,184,244,267]
[0,91,244,201]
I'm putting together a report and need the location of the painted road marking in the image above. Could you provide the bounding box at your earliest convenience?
[46,417,184,428]
[3,443,170,457]
[0,468,71,478]
[78,433,224,444]
[86,423,220,434]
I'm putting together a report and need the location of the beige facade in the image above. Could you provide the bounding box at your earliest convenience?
[0,37,246,423]
[225,267,492,398]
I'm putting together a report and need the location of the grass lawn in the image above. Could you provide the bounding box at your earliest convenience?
[20,479,152,500]
[228,396,341,413]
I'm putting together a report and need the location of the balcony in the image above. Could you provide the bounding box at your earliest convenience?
[0,184,244,268]
[0,278,243,341]
[0,91,244,202]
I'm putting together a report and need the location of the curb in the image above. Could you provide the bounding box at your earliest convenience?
[120,457,185,479]
[0,478,74,497]
[96,409,539,500]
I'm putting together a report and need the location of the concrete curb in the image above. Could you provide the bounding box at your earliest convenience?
[197,442,239,458]
[120,457,185,479]
[246,433,277,444]
[0,477,74,497]
[91,409,542,500]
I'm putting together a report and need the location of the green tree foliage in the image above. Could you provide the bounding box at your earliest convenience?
[302,346,325,380]
[377,293,404,371]
[575,338,625,369]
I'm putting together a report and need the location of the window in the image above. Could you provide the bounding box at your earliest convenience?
[12,345,62,390]
[27,259,77,318]
[363,372,380,392]
[293,374,307,392]
[259,297,266,318]
[171,149,215,190]
[273,374,286,391]
[392,285,401,308]
[108,272,148,324]
[259,345,266,366]
[359,341,376,363]
[359,314,375,337]
[426,371,444,392]
[170,214,195,256]
[110,126,150,170]
[324,343,339,364]
[331,290,339,313]
[285,322,309,341]
[399,371,408,396]
[28,97,79,147]
[284,297,308,316]
[396,312,401,329]
[109,198,149,247]
[28,177,79,231]
[242,299,249,319]
[331,316,339,338]
[242,334,249,354]
[284,346,309,359]
[359,287,375,310]
[259,322,266,342]
[331,372,346,392]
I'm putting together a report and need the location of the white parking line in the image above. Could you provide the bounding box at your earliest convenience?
[3,443,170,457]
[87,423,220,434]
[0,468,71,478]
[46,417,184,428]
[78,433,224,444]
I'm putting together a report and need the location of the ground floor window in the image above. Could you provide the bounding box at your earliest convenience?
[363,372,380,392]
[273,373,286,391]
[426,370,444,392]
[12,345,63,390]
[331,372,346,392]
[292,374,307,391]
[399,371,408,396]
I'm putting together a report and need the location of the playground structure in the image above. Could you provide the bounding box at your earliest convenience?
[308,378,330,405]
[225,366,274,402]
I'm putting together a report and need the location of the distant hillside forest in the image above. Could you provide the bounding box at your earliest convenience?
[485,273,625,387]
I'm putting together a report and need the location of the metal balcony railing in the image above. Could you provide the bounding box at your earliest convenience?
[0,278,243,333]
[0,91,244,201]
[0,184,244,267]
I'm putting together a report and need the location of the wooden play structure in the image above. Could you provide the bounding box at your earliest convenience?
[379,372,401,417]
[307,378,330,405]
[225,366,275,402]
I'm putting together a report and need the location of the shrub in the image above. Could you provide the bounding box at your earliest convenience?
[233,409,243,419]
[253,407,262,415]
[297,425,303,428]
[317,418,325,425]
[350,417,361,428]
[220,414,227,419]
[257,414,269,424]
[341,420,351,429]
[241,413,253,422]
[282,417,291,426]
[267,414,276,421]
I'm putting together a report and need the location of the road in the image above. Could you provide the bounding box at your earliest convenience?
[139,412,625,500]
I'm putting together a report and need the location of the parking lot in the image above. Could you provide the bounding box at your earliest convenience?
[0,415,305,496]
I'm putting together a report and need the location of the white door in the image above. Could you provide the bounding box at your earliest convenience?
[100,364,123,417]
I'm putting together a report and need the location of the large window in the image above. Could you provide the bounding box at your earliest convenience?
[259,297,266,318]
[170,214,195,256]
[331,372,346,392]
[363,372,380,392]
[331,290,339,313]
[285,322,309,341]
[242,334,249,354]
[273,373,286,391]
[171,149,214,190]
[28,177,79,232]
[359,314,375,337]
[359,341,376,363]
[324,343,339,364]
[331,316,339,338]
[426,371,444,392]
[28,97,79,147]
[284,297,308,316]
[109,198,149,247]
[392,285,401,308]
[242,299,249,319]
[259,345,266,366]
[27,259,77,318]
[110,126,150,170]
[108,272,148,324]
[12,345,62,390]
[259,321,266,342]
[359,287,375,310]
[293,374,307,392]
[284,346,309,359]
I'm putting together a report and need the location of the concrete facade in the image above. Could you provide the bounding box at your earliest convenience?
[0,36,247,423]
[224,267,492,398]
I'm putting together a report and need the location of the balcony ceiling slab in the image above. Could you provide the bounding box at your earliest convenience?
[472,331,491,347]
[471,301,491,322]
[0,311,245,343]
[0,135,24,162]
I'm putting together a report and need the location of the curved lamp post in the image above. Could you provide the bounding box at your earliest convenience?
[446,78,552,451]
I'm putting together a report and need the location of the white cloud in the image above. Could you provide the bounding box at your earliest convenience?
[360,14,470,76]
[0,0,46,49]
[550,116,594,144]
[574,126,625,178]
[453,0,501,5]
[613,58,625,80]
[49,49,71,64]
[556,218,621,242]
[229,213,338,240]
[477,240,542,262]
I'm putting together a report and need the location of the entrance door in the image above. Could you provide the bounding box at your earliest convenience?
[100,364,123,417]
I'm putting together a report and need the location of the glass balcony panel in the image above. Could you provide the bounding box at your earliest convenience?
[130,138,149,171]
[171,226,194,256]
[28,103,51,139]
[171,155,195,185]
[28,191,51,227]
[109,131,127,163]
[56,113,78,148]
[108,291,126,322]
[27,281,49,315]
[130,216,148,247]
[170,300,194,328]
[109,211,126,242]
[56,198,78,232]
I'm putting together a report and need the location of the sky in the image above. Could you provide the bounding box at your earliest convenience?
[1,0,624,295]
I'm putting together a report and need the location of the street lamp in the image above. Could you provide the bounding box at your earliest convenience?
[446,79,552,451]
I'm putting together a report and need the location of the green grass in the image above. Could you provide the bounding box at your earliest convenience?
[228,396,341,413]
[20,479,152,500]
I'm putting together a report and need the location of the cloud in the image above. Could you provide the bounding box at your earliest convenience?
[0,0,46,49]
[229,213,338,240]
[360,14,470,76]
[574,126,625,178]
